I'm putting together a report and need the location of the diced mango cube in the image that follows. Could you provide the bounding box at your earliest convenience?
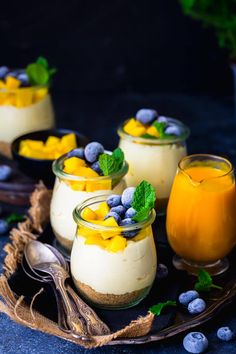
[100,217,119,239]
[85,179,112,192]
[146,125,160,138]
[63,157,86,174]
[5,76,21,90]
[95,202,110,220]
[82,207,98,221]
[66,180,86,191]
[15,88,33,107]
[123,118,140,134]
[85,234,109,248]
[61,133,77,150]
[102,217,118,227]
[0,80,5,89]
[73,167,99,178]
[34,88,48,103]
[129,126,147,137]
[106,236,127,252]
[46,136,60,146]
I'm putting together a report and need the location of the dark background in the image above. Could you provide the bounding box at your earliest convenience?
[0,0,233,95]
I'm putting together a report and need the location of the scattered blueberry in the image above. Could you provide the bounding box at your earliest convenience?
[104,212,121,224]
[157,116,168,124]
[188,298,206,315]
[217,326,234,341]
[136,108,158,124]
[179,290,199,306]
[84,142,104,163]
[91,161,102,175]
[183,332,208,353]
[0,219,9,235]
[107,194,121,208]
[157,263,169,279]
[124,207,136,219]
[17,72,29,86]
[121,187,136,208]
[165,125,182,136]
[110,205,126,217]
[0,66,9,79]
[120,218,137,238]
[67,148,85,159]
[0,165,12,181]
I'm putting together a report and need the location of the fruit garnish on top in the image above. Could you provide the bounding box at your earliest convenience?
[0,56,56,107]
[79,180,156,252]
[18,133,77,160]
[61,142,126,192]
[123,108,183,138]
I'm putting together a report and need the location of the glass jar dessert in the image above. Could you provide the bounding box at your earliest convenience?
[117,109,190,214]
[166,154,236,275]
[71,183,157,309]
[50,142,128,254]
[0,58,55,143]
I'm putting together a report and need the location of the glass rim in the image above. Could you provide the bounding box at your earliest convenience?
[178,153,234,180]
[117,117,190,145]
[52,150,129,181]
[73,194,156,231]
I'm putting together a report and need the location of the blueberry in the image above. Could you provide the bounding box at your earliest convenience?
[5,71,18,79]
[179,290,199,306]
[107,194,121,208]
[110,205,126,217]
[84,142,104,163]
[0,219,9,235]
[165,125,182,136]
[104,212,121,223]
[136,108,158,125]
[67,148,85,159]
[0,165,12,181]
[91,161,102,175]
[183,332,208,353]
[124,207,136,219]
[121,187,136,208]
[17,72,29,86]
[0,66,9,79]
[120,218,137,238]
[217,326,234,341]
[157,263,168,279]
[188,298,206,315]
[157,116,168,124]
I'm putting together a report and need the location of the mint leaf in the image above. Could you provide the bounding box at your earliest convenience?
[36,56,48,69]
[141,133,157,139]
[149,300,176,316]
[153,121,168,138]
[194,269,222,292]
[132,180,156,212]
[6,213,26,224]
[133,207,150,222]
[112,147,124,170]
[99,148,125,176]
[26,63,49,85]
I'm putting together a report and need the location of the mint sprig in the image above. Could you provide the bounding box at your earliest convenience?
[153,121,169,138]
[6,213,26,224]
[194,269,222,292]
[26,56,57,86]
[99,147,124,176]
[149,300,177,316]
[131,180,156,222]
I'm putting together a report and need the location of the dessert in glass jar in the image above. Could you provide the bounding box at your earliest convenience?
[71,181,157,309]
[0,57,55,143]
[166,154,236,275]
[50,142,128,254]
[117,108,190,214]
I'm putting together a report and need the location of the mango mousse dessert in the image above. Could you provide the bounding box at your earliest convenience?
[118,108,190,213]
[0,57,55,142]
[71,181,157,309]
[18,133,77,160]
[50,142,128,253]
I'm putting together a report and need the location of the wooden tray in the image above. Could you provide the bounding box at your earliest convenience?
[8,218,236,345]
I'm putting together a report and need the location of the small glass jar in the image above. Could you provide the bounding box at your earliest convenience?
[118,117,190,214]
[50,154,128,255]
[0,84,54,142]
[71,195,157,310]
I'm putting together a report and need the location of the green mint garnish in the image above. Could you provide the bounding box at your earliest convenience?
[153,121,168,138]
[149,300,176,316]
[141,133,158,139]
[99,147,124,176]
[131,180,156,222]
[6,213,26,224]
[26,56,57,86]
[194,269,222,292]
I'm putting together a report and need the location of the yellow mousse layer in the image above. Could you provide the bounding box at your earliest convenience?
[79,202,148,252]
[0,76,48,107]
[62,156,112,192]
[19,133,77,160]
[123,118,160,138]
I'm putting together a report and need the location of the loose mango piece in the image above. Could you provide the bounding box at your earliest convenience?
[95,202,110,220]
[82,207,98,221]
[5,76,21,90]
[85,179,112,192]
[63,157,86,174]
[146,125,160,138]
[106,235,127,252]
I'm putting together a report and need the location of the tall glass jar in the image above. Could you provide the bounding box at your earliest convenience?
[50,154,128,254]
[0,85,54,142]
[118,118,190,214]
[71,195,157,310]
